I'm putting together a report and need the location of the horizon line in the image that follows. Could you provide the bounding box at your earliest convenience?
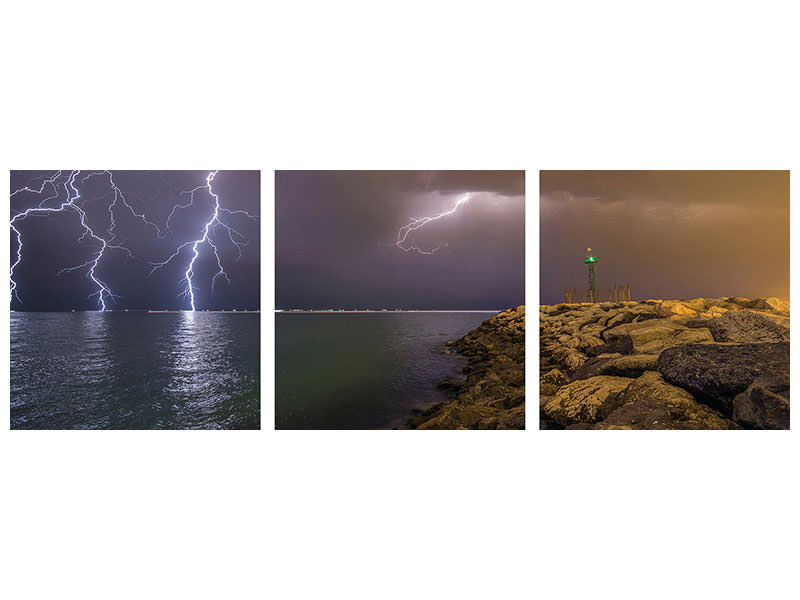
[275,309,507,313]
[10,308,261,313]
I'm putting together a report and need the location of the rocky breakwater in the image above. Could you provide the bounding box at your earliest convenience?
[540,297,789,430]
[401,306,525,429]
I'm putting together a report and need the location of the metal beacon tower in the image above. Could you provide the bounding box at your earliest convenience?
[584,248,598,303]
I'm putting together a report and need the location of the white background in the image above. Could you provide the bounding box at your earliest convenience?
[1,1,798,599]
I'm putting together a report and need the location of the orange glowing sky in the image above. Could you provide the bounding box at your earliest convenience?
[540,171,789,304]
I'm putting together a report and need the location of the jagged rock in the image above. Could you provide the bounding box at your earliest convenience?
[657,342,790,417]
[603,318,713,354]
[602,306,659,327]
[599,354,658,378]
[699,306,728,320]
[603,311,629,328]
[404,306,525,430]
[575,334,604,353]
[735,297,789,315]
[542,304,573,316]
[593,371,734,429]
[563,350,587,373]
[755,312,791,329]
[540,368,569,395]
[541,298,790,429]
[539,396,561,429]
[683,318,712,329]
[732,374,790,430]
[570,354,622,381]
[629,323,713,353]
[586,336,634,356]
[656,299,704,318]
[541,376,632,426]
[708,310,790,343]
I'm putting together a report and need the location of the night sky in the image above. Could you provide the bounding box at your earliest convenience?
[10,170,260,311]
[276,171,525,310]
[540,171,789,305]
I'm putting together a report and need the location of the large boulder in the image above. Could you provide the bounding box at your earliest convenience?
[628,322,713,353]
[593,371,734,430]
[541,376,632,426]
[549,347,588,374]
[732,374,790,430]
[708,310,790,343]
[599,354,658,378]
[739,297,790,315]
[570,353,622,381]
[603,318,714,354]
[586,337,634,357]
[657,342,790,416]
[656,299,707,318]
[603,308,659,328]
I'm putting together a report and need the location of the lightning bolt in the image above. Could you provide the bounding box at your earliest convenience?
[393,193,471,254]
[10,171,139,310]
[148,170,258,311]
[11,170,258,312]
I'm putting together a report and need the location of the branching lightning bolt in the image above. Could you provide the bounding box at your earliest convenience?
[10,171,138,310]
[393,193,471,254]
[10,170,258,312]
[148,170,258,311]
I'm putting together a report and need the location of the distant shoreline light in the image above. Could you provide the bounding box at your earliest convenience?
[274,309,503,313]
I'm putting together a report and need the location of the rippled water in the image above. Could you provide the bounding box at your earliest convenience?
[275,312,493,429]
[11,312,260,430]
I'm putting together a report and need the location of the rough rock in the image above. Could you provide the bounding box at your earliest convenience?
[732,297,790,315]
[657,342,790,416]
[697,306,728,320]
[570,354,622,381]
[708,310,790,343]
[402,306,525,429]
[586,337,634,357]
[732,374,790,430]
[593,371,734,429]
[599,354,658,378]
[540,368,569,396]
[603,318,714,354]
[541,376,632,427]
[540,297,790,429]
[656,299,704,318]
[603,308,659,328]
[563,350,588,373]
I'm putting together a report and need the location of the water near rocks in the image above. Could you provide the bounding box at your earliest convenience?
[275,312,493,429]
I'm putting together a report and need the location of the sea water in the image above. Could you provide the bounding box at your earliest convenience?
[275,312,492,429]
[10,311,260,429]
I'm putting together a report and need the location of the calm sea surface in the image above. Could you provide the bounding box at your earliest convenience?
[275,312,493,429]
[10,312,260,430]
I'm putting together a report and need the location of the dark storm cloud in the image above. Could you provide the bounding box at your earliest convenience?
[276,171,525,310]
[540,170,789,305]
[10,170,260,311]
